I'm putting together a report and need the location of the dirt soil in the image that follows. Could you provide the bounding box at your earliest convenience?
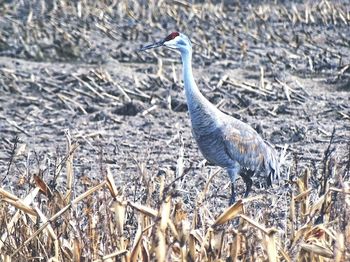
[0,0,349,258]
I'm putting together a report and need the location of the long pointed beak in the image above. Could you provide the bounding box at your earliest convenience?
[139,40,164,51]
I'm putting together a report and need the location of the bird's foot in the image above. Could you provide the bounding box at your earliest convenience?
[229,194,236,206]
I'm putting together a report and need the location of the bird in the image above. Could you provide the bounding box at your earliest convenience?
[140,32,279,205]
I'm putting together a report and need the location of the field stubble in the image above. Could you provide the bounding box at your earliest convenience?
[0,0,349,261]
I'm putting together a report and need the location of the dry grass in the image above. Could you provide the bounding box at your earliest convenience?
[1,0,350,261]
[0,131,349,261]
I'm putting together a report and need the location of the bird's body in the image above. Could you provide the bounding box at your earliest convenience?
[140,32,279,204]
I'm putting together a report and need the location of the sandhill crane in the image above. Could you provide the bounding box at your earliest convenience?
[140,32,279,205]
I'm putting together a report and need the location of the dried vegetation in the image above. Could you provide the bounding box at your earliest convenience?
[0,0,350,261]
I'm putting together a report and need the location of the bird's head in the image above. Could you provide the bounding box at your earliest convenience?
[139,32,192,54]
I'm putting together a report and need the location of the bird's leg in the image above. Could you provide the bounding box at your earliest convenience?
[229,182,236,206]
[227,165,240,205]
[241,170,254,198]
[266,168,275,187]
[266,173,272,187]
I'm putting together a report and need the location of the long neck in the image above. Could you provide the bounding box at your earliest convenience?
[180,50,222,129]
[181,50,206,109]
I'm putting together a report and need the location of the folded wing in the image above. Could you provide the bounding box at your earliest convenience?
[222,120,279,183]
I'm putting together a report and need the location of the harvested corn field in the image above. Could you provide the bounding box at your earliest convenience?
[0,0,350,261]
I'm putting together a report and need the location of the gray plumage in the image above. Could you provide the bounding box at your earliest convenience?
[140,32,279,204]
